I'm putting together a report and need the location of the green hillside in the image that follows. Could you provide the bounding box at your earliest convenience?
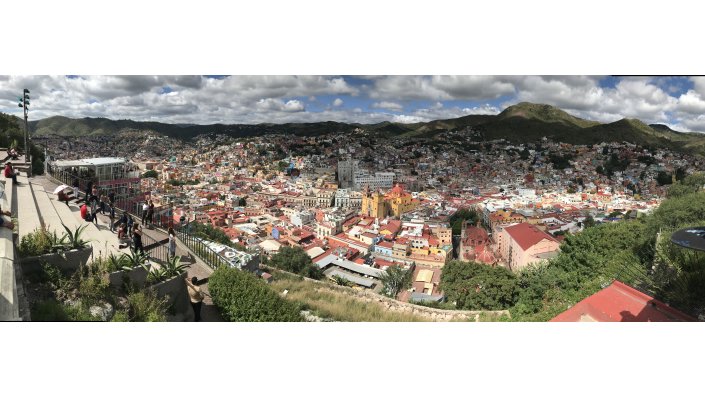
[497,102,600,128]
[19,101,705,155]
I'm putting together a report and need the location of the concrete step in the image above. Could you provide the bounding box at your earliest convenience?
[31,183,65,236]
[16,175,41,240]
[49,196,123,259]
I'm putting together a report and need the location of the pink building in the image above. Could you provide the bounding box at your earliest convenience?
[500,223,560,272]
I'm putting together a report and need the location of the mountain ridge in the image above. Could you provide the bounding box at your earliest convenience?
[12,102,705,154]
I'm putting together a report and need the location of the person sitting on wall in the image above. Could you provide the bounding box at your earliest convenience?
[4,163,19,185]
[0,205,14,230]
[57,190,71,206]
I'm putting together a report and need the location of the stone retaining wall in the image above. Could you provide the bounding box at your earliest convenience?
[21,247,92,275]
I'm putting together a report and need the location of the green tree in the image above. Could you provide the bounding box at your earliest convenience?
[189,221,237,248]
[440,261,519,310]
[209,266,302,322]
[142,170,159,179]
[656,171,673,186]
[666,172,705,199]
[583,215,596,228]
[675,167,687,182]
[268,246,322,279]
[379,265,412,298]
[238,197,247,207]
[449,208,480,235]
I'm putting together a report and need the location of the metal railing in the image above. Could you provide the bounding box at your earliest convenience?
[47,166,250,271]
[175,226,230,270]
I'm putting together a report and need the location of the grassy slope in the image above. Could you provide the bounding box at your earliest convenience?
[267,271,427,322]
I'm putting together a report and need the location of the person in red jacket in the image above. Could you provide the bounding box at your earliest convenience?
[4,163,18,185]
[80,203,88,220]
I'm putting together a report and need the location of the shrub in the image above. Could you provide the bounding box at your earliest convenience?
[31,300,99,321]
[268,246,322,280]
[19,227,53,257]
[125,289,168,322]
[209,266,302,322]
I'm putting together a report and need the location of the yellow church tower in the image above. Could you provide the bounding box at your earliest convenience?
[361,185,387,218]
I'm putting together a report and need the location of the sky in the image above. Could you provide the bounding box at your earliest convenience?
[2,75,705,132]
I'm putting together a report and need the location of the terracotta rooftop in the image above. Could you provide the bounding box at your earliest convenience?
[550,280,696,322]
[504,222,558,251]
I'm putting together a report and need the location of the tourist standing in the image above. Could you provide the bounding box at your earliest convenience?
[108,190,116,207]
[85,181,93,203]
[72,178,80,200]
[109,205,116,232]
[141,201,149,224]
[168,227,177,259]
[185,276,204,322]
[127,215,134,238]
[90,195,99,224]
[99,193,108,215]
[147,200,155,226]
[133,224,144,255]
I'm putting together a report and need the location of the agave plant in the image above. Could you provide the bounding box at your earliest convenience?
[121,249,150,271]
[147,266,169,284]
[161,255,189,279]
[147,256,190,284]
[106,253,129,273]
[61,223,90,250]
[47,229,68,253]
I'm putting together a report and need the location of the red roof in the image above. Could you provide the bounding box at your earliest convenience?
[463,226,489,245]
[378,240,394,249]
[504,223,558,251]
[550,281,696,322]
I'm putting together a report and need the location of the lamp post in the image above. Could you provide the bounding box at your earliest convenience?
[17,89,31,177]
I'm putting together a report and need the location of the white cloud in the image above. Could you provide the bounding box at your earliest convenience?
[372,101,403,111]
[392,115,426,123]
[2,75,705,133]
[368,75,515,101]
[255,98,305,112]
[283,99,305,112]
[677,90,705,114]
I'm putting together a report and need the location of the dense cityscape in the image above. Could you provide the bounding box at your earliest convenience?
[39,121,704,309]
[4,75,705,326]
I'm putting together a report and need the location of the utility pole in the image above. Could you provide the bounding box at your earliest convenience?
[17,89,31,177]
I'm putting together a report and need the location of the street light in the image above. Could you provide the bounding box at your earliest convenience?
[17,89,31,177]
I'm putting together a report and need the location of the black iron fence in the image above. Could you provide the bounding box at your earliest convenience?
[47,165,255,271]
[175,226,230,270]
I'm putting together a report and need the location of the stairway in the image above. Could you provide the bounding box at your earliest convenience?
[30,182,124,259]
